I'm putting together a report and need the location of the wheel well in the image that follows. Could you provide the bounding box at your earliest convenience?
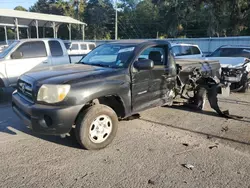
[0,79,5,88]
[74,95,126,126]
[96,95,125,118]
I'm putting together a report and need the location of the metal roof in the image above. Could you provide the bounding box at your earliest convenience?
[0,9,86,27]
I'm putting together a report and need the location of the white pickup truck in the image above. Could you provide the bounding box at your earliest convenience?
[0,38,70,88]
[170,43,203,59]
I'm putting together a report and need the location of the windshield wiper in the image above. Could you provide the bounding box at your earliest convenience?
[91,63,113,68]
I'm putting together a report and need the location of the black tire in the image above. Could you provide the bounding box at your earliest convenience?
[75,104,118,150]
[239,78,250,93]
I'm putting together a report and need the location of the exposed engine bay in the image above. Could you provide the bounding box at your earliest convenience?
[221,66,250,92]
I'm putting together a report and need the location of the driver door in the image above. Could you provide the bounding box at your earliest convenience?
[5,41,50,86]
[131,45,176,112]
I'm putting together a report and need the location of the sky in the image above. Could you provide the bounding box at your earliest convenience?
[1,0,37,10]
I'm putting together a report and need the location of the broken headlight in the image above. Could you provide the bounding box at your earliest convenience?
[37,84,70,103]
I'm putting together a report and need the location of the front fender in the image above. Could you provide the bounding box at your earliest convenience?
[66,80,131,115]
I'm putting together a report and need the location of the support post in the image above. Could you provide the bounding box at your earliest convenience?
[4,26,8,44]
[35,20,39,38]
[14,18,19,40]
[52,22,56,38]
[115,0,118,40]
[82,24,85,40]
[67,24,72,41]
[26,27,29,39]
[43,27,45,38]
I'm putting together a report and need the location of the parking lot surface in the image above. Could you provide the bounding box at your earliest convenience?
[1,89,250,188]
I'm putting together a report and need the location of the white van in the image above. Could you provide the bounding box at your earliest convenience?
[65,41,96,63]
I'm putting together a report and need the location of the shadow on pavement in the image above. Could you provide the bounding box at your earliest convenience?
[140,118,250,146]
[0,89,82,149]
[165,104,250,124]
[0,116,82,149]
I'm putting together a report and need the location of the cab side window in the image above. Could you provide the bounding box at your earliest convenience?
[191,46,201,54]
[138,47,165,66]
[12,41,47,59]
[49,41,63,57]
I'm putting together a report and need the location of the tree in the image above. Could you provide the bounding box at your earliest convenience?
[14,6,27,11]
[84,0,115,39]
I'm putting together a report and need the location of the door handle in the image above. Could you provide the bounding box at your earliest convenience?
[43,61,48,64]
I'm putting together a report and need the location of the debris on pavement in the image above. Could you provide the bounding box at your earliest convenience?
[182,143,189,147]
[182,164,195,170]
[221,126,229,132]
[209,145,218,149]
[148,179,155,185]
[207,135,213,139]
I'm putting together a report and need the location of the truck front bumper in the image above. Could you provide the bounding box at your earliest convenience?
[12,92,83,135]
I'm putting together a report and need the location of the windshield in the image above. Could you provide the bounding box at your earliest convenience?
[209,47,250,58]
[0,41,20,59]
[80,44,135,68]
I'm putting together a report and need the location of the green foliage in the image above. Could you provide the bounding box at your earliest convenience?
[3,0,250,40]
[14,6,27,11]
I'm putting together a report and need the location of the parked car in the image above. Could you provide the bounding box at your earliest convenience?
[0,38,70,88]
[12,40,229,150]
[205,45,250,92]
[64,41,96,63]
[169,43,203,59]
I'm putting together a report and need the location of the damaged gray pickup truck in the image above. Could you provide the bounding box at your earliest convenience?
[12,40,230,150]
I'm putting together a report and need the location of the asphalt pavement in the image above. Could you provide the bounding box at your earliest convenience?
[1,89,250,188]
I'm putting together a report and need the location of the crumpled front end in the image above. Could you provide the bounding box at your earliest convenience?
[221,65,250,92]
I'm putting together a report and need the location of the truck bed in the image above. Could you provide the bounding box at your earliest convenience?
[175,59,221,84]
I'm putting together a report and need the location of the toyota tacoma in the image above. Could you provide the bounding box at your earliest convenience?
[12,40,230,150]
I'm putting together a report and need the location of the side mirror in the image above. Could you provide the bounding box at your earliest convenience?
[134,59,154,70]
[11,51,23,59]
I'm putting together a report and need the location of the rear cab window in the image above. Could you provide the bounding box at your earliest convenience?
[138,47,166,66]
[191,46,201,54]
[171,45,201,56]
[49,41,63,57]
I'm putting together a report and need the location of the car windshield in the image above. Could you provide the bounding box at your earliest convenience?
[80,44,135,68]
[208,47,250,58]
[0,41,20,59]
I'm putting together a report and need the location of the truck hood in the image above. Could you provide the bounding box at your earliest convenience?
[23,64,122,85]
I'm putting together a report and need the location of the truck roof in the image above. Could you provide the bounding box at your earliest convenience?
[14,38,63,42]
[108,40,171,46]
[220,45,250,49]
[170,42,199,47]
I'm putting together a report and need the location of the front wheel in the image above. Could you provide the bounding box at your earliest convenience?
[239,78,250,93]
[75,104,118,150]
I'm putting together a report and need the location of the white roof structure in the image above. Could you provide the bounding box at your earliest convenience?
[0,9,87,43]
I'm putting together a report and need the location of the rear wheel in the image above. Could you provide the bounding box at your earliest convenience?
[239,78,250,93]
[75,104,118,150]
